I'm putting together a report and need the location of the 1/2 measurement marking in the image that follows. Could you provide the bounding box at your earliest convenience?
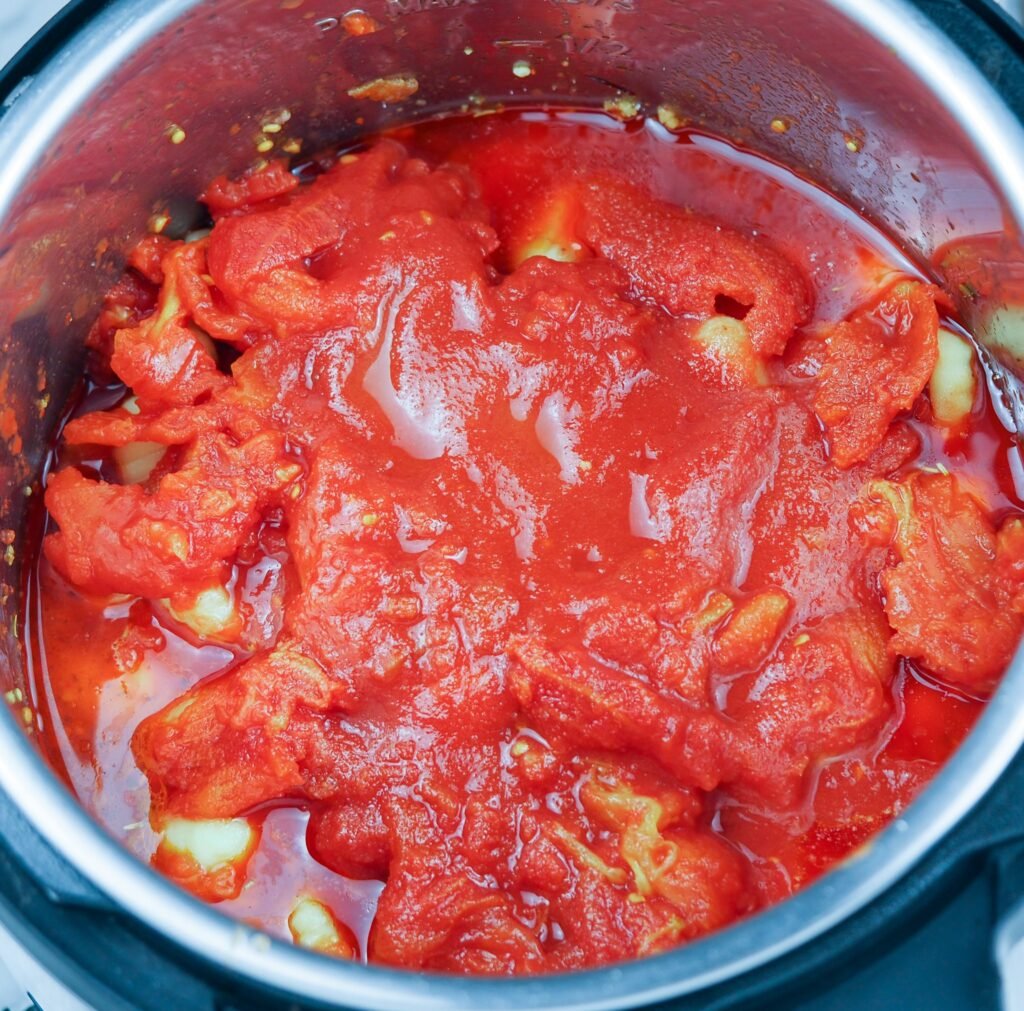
[561,34,632,58]
[491,34,634,59]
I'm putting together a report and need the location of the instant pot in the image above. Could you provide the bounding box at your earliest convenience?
[3,1,1024,1008]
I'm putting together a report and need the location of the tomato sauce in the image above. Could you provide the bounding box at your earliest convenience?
[24,111,1024,973]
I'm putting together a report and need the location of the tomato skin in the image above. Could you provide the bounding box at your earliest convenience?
[814,282,940,468]
[201,160,300,217]
[127,235,175,285]
[83,272,160,380]
[724,609,894,808]
[35,112,1018,974]
[204,141,498,333]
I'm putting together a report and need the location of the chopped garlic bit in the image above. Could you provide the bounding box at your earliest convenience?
[164,695,197,723]
[692,315,768,387]
[262,108,292,127]
[694,591,734,631]
[162,817,255,871]
[603,93,642,121]
[929,328,976,427]
[656,103,684,131]
[550,823,628,884]
[511,189,586,269]
[289,898,352,955]
[188,323,217,361]
[165,584,240,642]
[114,441,166,485]
[984,305,1024,365]
[715,589,790,670]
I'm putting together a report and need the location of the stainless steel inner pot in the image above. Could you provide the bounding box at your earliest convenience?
[3,1,1024,1008]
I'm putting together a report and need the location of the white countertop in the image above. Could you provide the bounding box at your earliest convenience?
[0,0,75,71]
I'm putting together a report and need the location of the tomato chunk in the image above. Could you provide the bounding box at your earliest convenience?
[858,471,1024,693]
[576,176,810,357]
[46,431,296,597]
[814,282,940,468]
[726,610,893,805]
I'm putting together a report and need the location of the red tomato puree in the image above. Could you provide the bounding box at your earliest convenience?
[26,111,1024,973]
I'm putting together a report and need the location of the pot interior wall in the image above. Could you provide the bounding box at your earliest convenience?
[0,0,1021,752]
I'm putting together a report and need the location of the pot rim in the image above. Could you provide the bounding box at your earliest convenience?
[2,1,1024,1007]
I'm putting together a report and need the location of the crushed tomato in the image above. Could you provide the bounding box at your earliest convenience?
[26,111,1024,973]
